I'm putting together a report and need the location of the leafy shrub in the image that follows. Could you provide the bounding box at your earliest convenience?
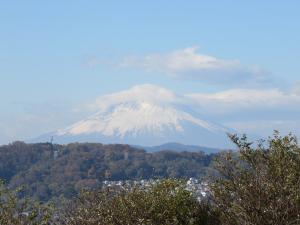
[210,131,300,225]
[0,180,53,225]
[60,179,221,225]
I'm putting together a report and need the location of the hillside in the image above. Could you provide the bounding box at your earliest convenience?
[0,141,217,202]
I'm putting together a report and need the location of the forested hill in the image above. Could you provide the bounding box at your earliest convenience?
[0,141,217,202]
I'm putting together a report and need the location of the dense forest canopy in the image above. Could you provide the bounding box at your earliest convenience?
[1,132,299,225]
[0,141,216,202]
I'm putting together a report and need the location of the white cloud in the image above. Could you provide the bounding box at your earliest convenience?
[78,84,300,117]
[116,47,268,86]
[225,120,300,138]
[80,84,185,112]
[188,87,300,138]
[186,88,300,114]
[185,87,300,137]
[73,84,300,138]
[291,81,300,94]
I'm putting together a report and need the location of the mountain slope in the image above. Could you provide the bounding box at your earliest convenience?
[34,85,235,148]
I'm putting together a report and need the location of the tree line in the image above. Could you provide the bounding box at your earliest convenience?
[0,131,299,224]
[0,142,214,202]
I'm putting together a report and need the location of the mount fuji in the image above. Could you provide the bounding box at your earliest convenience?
[34,85,235,148]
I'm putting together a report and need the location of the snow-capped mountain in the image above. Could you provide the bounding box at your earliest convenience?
[34,85,235,148]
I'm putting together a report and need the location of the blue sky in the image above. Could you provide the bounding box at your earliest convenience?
[1,1,300,144]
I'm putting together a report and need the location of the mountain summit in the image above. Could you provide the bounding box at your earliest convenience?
[35,85,234,148]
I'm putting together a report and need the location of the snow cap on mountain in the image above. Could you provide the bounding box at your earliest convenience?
[35,84,235,148]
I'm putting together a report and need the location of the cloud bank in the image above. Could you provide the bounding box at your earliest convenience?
[186,88,300,114]
[81,84,300,138]
[115,47,269,86]
[85,84,300,118]
[80,84,186,113]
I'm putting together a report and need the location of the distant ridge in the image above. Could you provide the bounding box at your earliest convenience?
[133,142,222,154]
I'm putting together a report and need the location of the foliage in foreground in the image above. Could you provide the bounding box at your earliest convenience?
[210,131,300,225]
[1,132,300,225]
[59,179,220,225]
[0,180,53,225]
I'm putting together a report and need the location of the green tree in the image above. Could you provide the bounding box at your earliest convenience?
[0,180,53,225]
[60,179,220,225]
[210,131,300,225]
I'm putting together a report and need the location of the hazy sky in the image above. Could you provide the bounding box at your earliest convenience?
[1,1,300,144]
